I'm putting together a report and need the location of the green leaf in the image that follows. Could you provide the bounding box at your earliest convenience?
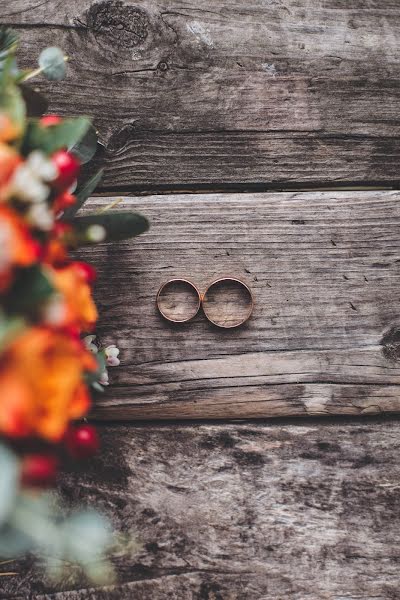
[22,117,91,156]
[96,350,106,375]
[62,169,104,220]
[0,444,18,527]
[2,492,116,583]
[73,211,149,244]
[0,524,31,557]
[0,82,25,137]
[38,47,67,81]
[69,123,98,164]
[6,265,55,314]
[0,314,25,352]
[0,27,18,63]
[65,510,112,564]
[91,381,104,393]
[85,350,106,386]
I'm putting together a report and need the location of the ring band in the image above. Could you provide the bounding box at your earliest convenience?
[202,277,254,328]
[156,278,201,323]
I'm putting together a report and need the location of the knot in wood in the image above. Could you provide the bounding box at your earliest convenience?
[87,0,149,49]
[381,327,400,362]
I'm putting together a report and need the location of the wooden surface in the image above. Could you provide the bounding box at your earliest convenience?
[3,0,400,188]
[2,420,400,599]
[77,191,400,420]
[2,2,400,599]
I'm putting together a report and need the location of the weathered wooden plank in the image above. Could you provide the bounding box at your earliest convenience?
[2,420,400,599]
[70,191,400,419]
[3,0,400,187]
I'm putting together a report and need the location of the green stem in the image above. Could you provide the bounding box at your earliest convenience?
[21,66,44,82]
[96,198,124,213]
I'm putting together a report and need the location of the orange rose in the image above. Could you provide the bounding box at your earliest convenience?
[40,223,73,267]
[0,205,39,291]
[0,327,97,440]
[50,263,98,330]
[0,114,22,144]
[0,142,21,190]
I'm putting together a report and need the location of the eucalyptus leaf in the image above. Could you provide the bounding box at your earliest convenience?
[22,117,91,156]
[12,495,62,557]
[38,47,66,81]
[63,169,104,220]
[69,123,98,164]
[0,524,31,557]
[64,510,112,564]
[0,444,18,526]
[73,211,149,244]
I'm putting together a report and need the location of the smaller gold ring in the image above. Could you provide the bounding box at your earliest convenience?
[202,277,254,328]
[156,278,201,323]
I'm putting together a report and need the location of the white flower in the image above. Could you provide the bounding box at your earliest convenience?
[27,202,54,231]
[11,165,49,204]
[99,369,109,386]
[83,335,98,354]
[27,151,57,182]
[104,344,120,367]
[42,295,67,326]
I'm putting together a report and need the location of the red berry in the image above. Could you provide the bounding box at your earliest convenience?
[63,324,81,339]
[52,222,72,238]
[40,115,62,126]
[53,191,76,213]
[75,261,97,284]
[65,425,99,459]
[21,454,58,487]
[51,150,80,192]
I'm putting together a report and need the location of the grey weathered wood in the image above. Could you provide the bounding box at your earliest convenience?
[69,191,400,420]
[2,420,400,599]
[3,0,400,187]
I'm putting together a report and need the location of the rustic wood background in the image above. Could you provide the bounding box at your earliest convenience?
[2,1,400,598]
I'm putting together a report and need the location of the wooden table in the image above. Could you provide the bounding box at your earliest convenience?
[3,1,400,598]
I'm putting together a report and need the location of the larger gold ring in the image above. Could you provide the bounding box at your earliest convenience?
[156,278,201,323]
[201,277,254,328]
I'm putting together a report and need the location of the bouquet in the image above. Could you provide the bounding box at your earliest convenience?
[0,28,148,583]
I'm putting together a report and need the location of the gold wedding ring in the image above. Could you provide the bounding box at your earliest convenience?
[156,277,254,328]
[202,277,254,328]
[156,278,201,323]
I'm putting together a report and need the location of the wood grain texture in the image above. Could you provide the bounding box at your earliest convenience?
[2,420,400,599]
[3,0,400,187]
[71,190,400,420]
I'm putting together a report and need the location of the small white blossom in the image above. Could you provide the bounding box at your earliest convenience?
[87,225,106,243]
[11,165,49,204]
[99,369,109,386]
[43,295,67,326]
[104,344,120,367]
[27,151,57,182]
[84,335,98,354]
[27,202,54,231]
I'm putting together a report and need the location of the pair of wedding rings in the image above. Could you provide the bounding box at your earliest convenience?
[156,277,254,329]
